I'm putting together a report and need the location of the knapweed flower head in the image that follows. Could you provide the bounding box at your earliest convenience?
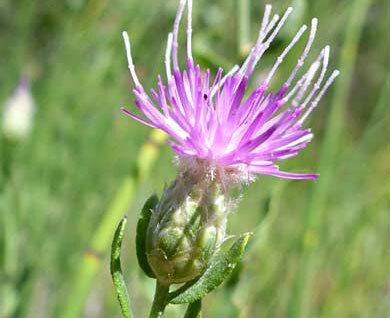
[122,0,339,186]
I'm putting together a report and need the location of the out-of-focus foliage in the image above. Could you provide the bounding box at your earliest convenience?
[0,0,388,317]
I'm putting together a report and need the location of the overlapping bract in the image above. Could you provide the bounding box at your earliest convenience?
[122,0,339,180]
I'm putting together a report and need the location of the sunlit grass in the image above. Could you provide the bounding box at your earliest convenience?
[0,0,388,317]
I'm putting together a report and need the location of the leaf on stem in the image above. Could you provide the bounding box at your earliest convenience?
[169,232,252,304]
[110,217,133,318]
[136,194,159,278]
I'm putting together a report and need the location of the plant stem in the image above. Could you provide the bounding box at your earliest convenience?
[184,300,202,318]
[149,281,170,318]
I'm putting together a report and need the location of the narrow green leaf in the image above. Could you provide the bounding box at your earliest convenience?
[136,194,159,278]
[184,300,202,318]
[170,232,252,304]
[110,218,133,318]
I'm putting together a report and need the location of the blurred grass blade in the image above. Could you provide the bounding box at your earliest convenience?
[306,0,373,231]
[249,183,285,252]
[360,75,390,145]
[170,232,252,304]
[232,182,285,313]
[60,130,166,318]
[110,218,133,318]
[136,194,159,278]
[289,0,373,317]
[238,0,251,57]
[184,300,202,318]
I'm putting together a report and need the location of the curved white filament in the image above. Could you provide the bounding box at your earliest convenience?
[122,31,141,87]
[165,33,173,80]
[172,0,187,70]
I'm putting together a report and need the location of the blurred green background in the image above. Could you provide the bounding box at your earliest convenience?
[0,0,388,317]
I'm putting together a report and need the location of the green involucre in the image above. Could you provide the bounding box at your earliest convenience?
[145,177,228,284]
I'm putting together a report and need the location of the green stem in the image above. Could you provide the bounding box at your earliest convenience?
[184,300,202,318]
[149,281,170,318]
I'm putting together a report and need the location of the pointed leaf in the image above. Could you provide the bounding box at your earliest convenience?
[136,194,159,278]
[110,217,133,318]
[170,232,252,304]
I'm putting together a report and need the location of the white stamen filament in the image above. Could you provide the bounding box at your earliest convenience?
[290,61,321,108]
[278,133,314,150]
[259,4,272,38]
[300,46,330,108]
[246,7,294,77]
[172,0,187,70]
[284,74,306,102]
[210,65,240,98]
[298,69,340,124]
[286,18,318,86]
[122,31,141,87]
[240,13,280,76]
[165,33,173,80]
[266,24,308,84]
[187,0,193,60]
[283,46,327,102]
[258,14,281,48]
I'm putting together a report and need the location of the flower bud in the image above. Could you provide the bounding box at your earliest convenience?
[146,172,227,284]
[2,76,35,141]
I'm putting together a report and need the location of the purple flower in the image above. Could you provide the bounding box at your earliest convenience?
[121,1,339,183]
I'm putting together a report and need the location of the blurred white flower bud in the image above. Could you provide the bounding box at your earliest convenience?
[2,77,35,141]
